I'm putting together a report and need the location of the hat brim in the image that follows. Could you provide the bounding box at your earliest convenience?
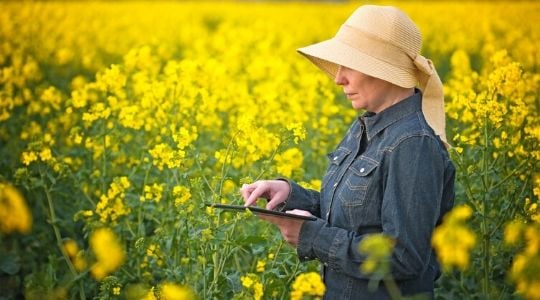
[298,38,417,88]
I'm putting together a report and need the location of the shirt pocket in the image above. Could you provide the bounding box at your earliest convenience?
[322,147,351,192]
[338,158,378,207]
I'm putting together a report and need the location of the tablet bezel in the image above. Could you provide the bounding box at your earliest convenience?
[207,203,317,221]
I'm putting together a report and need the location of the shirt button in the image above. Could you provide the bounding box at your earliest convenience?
[333,183,338,187]
[333,156,338,161]
[360,168,365,173]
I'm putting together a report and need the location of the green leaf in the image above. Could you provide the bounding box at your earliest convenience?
[0,255,21,275]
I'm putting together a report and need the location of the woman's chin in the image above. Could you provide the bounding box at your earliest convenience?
[351,101,365,111]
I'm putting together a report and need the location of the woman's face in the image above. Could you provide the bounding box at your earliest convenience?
[334,65,396,113]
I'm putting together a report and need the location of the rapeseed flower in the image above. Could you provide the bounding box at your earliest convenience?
[358,234,395,276]
[160,282,195,300]
[290,272,325,300]
[141,183,165,202]
[21,151,38,166]
[274,147,303,178]
[240,273,263,300]
[95,177,131,223]
[256,260,265,273]
[89,228,125,280]
[63,239,87,272]
[149,143,184,170]
[0,182,32,234]
[505,221,540,300]
[432,205,476,271]
[173,185,191,207]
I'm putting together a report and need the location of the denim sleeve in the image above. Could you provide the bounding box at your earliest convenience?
[278,178,321,218]
[296,136,445,281]
[381,136,445,279]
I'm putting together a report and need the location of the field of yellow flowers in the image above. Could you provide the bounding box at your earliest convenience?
[0,1,538,299]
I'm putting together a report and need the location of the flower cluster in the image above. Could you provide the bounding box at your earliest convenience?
[504,220,540,300]
[95,176,131,223]
[63,239,87,272]
[140,183,165,202]
[0,182,32,234]
[432,205,476,271]
[89,228,125,280]
[290,272,326,300]
[358,234,395,276]
[240,273,264,300]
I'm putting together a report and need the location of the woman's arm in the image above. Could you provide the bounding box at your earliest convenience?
[297,136,449,280]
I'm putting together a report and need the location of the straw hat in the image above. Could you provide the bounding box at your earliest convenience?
[298,5,448,145]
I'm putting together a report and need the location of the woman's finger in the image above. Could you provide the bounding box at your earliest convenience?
[245,181,267,206]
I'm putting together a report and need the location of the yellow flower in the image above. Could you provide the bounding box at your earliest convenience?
[505,221,524,245]
[63,239,79,258]
[290,272,326,300]
[21,151,38,166]
[95,64,126,93]
[172,126,198,150]
[89,228,125,280]
[72,251,87,272]
[39,147,53,161]
[286,122,307,144]
[432,205,476,271]
[252,282,263,300]
[299,179,322,191]
[241,275,254,288]
[274,147,303,178]
[160,282,195,300]
[95,177,131,223]
[0,182,32,234]
[149,143,184,170]
[256,260,265,273]
[173,185,191,207]
[358,234,395,276]
[240,273,263,299]
[141,183,165,202]
[113,286,121,295]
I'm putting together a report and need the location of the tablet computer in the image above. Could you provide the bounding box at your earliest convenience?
[206,203,317,221]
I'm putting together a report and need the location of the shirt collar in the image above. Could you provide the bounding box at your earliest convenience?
[360,89,422,141]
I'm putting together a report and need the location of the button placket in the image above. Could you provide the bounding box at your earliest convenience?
[327,121,368,223]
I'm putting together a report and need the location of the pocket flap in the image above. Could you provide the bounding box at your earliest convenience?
[349,158,378,176]
[327,147,351,166]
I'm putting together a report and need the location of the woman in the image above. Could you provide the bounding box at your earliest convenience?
[241,5,455,299]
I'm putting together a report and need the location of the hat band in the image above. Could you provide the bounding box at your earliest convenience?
[335,24,416,71]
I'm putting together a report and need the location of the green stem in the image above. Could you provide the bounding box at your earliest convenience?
[43,184,86,300]
[489,159,528,190]
[101,121,108,193]
[481,115,490,297]
[489,178,529,237]
[281,260,301,299]
[383,277,402,300]
[67,170,95,207]
[455,155,481,212]
[270,240,284,270]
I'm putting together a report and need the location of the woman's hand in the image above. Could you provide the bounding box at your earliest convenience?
[240,180,290,210]
[258,209,313,247]
[241,181,312,247]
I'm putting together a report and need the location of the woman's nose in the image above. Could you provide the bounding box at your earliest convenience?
[334,66,348,85]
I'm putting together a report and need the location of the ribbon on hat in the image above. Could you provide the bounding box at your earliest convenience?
[413,54,449,147]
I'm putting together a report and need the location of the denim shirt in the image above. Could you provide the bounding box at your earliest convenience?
[281,91,455,299]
